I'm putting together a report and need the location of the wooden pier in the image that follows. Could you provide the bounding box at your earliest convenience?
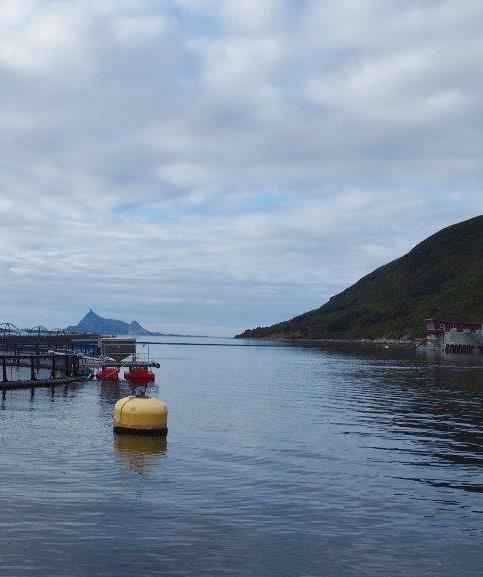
[1,377,79,390]
[0,333,159,388]
[0,352,82,388]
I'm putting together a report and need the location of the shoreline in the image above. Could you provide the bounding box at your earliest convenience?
[235,336,421,347]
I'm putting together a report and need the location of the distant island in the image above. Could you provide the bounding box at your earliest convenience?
[66,310,205,337]
[236,215,483,341]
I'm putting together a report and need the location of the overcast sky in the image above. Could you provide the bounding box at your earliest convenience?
[1,0,483,336]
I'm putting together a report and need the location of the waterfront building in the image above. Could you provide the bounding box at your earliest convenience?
[426,318,483,351]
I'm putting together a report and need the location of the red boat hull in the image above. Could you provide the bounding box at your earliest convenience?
[124,368,155,383]
[96,367,120,380]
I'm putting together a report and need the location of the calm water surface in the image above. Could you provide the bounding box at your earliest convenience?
[0,338,481,576]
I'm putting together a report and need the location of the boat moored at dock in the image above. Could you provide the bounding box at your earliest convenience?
[124,365,155,383]
[96,366,120,380]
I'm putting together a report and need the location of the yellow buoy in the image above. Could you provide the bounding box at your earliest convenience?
[113,393,168,436]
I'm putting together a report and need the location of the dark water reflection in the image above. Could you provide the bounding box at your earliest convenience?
[339,355,483,498]
[0,339,481,577]
[114,435,167,475]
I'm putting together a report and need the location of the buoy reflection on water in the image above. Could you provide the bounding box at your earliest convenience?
[114,434,167,474]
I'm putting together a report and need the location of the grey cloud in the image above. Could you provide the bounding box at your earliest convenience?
[0,0,482,334]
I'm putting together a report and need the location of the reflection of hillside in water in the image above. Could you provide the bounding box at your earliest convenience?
[337,354,483,495]
[114,434,167,474]
[283,337,483,367]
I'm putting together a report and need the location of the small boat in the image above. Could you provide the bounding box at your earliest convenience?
[96,367,120,380]
[124,365,155,383]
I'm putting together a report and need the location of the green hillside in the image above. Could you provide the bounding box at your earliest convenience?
[236,215,483,340]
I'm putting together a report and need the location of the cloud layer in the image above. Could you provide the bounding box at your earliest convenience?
[1,0,482,334]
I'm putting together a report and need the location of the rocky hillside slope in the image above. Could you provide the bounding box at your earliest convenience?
[236,215,483,340]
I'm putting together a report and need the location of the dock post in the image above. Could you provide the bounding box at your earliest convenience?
[30,357,36,381]
[72,355,79,376]
[51,354,56,379]
[64,355,70,377]
[2,358,7,383]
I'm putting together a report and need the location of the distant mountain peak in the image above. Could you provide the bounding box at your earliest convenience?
[128,320,152,336]
[66,310,167,336]
[66,310,130,335]
[83,309,99,319]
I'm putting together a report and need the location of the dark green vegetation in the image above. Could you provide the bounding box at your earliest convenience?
[236,215,483,340]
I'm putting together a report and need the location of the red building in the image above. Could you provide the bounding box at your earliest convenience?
[426,318,482,339]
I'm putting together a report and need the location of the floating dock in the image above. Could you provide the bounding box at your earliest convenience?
[0,352,82,384]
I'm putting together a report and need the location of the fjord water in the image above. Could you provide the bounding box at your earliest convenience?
[0,338,481,577]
